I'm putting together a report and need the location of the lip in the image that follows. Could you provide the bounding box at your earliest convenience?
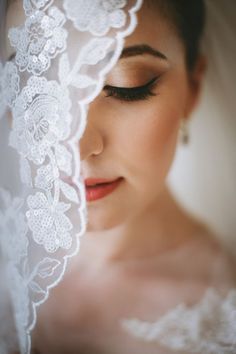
[85,177,123,202]
[85,177,121,187]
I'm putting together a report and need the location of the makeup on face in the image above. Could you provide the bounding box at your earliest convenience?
[85,177,124,202]
[100,45,170,103]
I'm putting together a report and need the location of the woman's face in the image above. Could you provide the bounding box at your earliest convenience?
[5,1,205,232]
[80,3,205,231]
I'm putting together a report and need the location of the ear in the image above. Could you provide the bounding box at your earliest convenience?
[185,55,208,119]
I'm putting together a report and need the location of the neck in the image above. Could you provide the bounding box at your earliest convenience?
[78,185,203,268]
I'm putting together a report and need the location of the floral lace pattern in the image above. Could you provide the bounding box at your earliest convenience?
[122,288,236,354]
[63,0,127,35]
[23,0,54,16]
[0,1,142,353]
[9,76,72,165]
[2,1,236,354]
[35,163,58,191]
[26,192,73,253]
[9,6,67,75]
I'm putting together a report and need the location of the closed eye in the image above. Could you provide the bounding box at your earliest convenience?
[103,76,160,102]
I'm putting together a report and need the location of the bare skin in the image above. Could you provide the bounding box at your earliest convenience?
[30,223,236,354]
[6,1,236,354]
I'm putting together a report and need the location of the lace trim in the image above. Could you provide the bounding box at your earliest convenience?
[0,0,143,353]
[122,287,236,354]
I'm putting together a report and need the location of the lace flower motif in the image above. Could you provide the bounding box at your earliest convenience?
[35,163,59,191]
[23,0,54,16]
[63,0,127,35]
[0,62,20,119]
[122,288,236,354]
[9,76,72,165]
[9,6,67,75]
[26,192,73,253]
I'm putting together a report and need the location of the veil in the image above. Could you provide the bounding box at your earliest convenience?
[0,1,142,353]
[0,0,236,354]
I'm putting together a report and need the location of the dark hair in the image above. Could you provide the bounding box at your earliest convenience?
[148,0,206,72]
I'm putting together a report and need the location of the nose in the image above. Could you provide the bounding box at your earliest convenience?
[79,103,104,161]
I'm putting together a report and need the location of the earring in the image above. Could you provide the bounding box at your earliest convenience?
[179,119,189,145]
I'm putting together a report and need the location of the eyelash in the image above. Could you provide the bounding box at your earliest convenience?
[103,76,160,102]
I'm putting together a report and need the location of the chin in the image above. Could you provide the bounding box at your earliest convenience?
[86,208,126,232]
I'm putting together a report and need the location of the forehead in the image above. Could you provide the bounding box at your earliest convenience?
[123,3,184,61]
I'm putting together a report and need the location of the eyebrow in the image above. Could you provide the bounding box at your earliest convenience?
[119,44,168,61]
[8,45,167,63]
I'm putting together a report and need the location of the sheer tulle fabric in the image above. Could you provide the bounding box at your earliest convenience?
[0,1,236,354]
[0,1,142,352]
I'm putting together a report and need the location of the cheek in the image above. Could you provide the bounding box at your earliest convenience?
[114,96,183,180]
[140,105,179,160]
[111,76,187,174]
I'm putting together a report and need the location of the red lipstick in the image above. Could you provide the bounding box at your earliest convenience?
[85,177,123,202]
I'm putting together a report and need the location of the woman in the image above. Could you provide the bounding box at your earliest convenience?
[1,0,236,353]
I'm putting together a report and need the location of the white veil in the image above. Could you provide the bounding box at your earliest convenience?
[0,1,142,353]
[0,0,236,353]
